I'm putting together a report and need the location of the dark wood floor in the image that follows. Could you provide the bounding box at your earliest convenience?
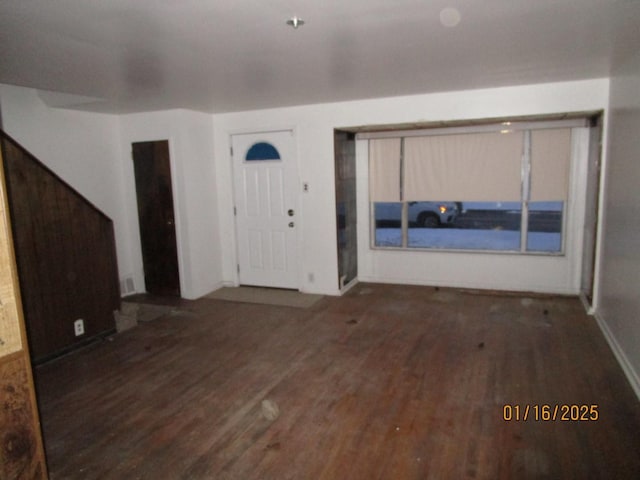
[35,283,640,479]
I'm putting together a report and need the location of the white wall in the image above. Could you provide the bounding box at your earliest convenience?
[0,85,221,300]
[0,84,132,280]
[212,79,609,295]
[0,79,613,300]
[119,110,220,299]
[596,51,640,398]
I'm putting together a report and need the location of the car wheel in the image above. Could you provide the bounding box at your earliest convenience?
[418,212,440,228]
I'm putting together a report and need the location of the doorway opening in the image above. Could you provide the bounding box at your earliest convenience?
[132,140,181,296]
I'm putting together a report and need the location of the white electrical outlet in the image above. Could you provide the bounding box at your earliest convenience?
[74,319,85,336]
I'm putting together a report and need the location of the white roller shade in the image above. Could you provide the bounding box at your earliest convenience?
[530,128,571,201]
[369,138,401,202]
[403,131,524,202]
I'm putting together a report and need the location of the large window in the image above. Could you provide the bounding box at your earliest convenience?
[369,124,572,254]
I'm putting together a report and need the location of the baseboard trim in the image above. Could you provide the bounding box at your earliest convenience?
[593,311,640,402]
[339,278,359,295]
[356,275,577,296]
[34,328,117,366]
[579,291,595,315]
[204,281,236,296]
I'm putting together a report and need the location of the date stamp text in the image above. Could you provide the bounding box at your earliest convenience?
[503,404,599,422]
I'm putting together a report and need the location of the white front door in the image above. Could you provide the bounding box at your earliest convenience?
[232,130,299,289]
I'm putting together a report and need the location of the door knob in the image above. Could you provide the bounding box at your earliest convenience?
[288,209,295,216]
[288,222,295,228]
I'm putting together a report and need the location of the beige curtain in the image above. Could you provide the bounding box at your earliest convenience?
[530,128,571,201]
[369,138,401,202]
[403,131,524,202]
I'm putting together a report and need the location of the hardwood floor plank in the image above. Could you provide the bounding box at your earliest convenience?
[34,284,640,479]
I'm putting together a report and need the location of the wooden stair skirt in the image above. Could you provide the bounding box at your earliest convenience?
[0,130,120,362]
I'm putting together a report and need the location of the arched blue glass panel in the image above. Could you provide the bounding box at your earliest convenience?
[245,142,281,161]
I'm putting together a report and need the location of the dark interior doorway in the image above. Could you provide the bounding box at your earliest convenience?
[132,140,181,296]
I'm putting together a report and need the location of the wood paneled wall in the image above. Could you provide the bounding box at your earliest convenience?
[0,144,47,478]
[0,131,120,362]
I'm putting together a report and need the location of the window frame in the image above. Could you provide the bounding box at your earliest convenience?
[244,141,282,162]
[364,119,581,256]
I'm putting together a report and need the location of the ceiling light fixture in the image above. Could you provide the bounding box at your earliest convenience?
[286,16,305,29]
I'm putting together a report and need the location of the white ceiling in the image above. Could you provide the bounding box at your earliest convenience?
[1,0,639,114]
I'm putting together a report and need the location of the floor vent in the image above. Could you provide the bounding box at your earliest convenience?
[120,277,135,296]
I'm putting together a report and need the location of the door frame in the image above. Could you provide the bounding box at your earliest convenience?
[579,118,603,309]
[131,137,185,296]
[229,127,302,290]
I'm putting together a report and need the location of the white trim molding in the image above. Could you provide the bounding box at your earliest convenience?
[593,312,640,401]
